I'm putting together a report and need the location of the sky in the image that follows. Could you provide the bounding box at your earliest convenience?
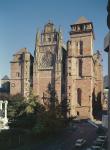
[0,0,108,80]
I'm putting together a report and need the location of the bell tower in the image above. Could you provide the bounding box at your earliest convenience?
[33,22,66,105]
[67,17,95,119]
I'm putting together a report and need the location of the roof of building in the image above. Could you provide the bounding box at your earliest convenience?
[14,48,28,55]
[74,16,90,24]
[1,75,9,80]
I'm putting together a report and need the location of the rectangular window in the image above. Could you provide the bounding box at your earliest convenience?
[69,93,71,96]
[76,42,78,46]
[78,59,82,77]
[69,60,71,63]
[80,40,83,55]
[16,72,20,77]
[69,86,71,89]
[77,88,82,106]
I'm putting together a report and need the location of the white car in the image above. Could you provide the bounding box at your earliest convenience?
[91,141,102,150]
[75,138,86,147]
[96,135,107,143]
[96,138,105,143]
[98,135,107,140]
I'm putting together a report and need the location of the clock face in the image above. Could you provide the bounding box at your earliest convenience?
[11,83,15,87]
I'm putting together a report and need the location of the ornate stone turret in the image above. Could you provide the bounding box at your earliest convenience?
[57,28,63,62]
[34,30,40,61]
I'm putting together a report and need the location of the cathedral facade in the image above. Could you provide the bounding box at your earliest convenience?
[33,22,66,106]
[10,17,103,119]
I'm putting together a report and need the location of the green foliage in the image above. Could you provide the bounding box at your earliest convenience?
[32,110,65,136]
[0,93,9,100]
[7,94,25,119]
[8,91,67,137]
[8,92,45,130]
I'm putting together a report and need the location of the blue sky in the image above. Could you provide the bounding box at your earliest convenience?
[0,0,108,79]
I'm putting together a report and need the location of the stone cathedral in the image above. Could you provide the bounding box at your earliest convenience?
[33,22,66,105]
[10,17,103,119]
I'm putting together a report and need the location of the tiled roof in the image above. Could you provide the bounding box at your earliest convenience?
[74,16,90,24]
[14,48,28,55]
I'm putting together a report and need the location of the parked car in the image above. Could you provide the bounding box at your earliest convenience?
[91,141,102,150]
[75,138,86,147]
[98,135,107,140]
[96,135,107,143]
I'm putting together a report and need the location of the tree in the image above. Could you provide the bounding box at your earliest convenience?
[8,92,46,130]
[8,94,25,119]
[8,90,66,136]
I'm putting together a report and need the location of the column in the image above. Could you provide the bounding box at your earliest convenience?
[0,100,3,117]
[4,100,8,119]
[0,100,3,110]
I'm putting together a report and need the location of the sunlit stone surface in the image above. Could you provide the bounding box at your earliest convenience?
[0,100,9,130]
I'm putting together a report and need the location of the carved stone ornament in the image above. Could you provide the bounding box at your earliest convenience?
[39,51,54,69]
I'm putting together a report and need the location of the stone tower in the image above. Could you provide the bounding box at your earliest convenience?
[10,48,33,97]
[33,22,66,105]
[67,17,95,119]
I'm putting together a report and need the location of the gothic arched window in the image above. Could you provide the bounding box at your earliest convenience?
[79,40,83,55]
[77,88,82,106]
[79,59,82,77]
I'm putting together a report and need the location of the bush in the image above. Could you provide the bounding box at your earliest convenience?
[32,111,65,137]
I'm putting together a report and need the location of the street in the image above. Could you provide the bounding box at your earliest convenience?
[14,121,98,150]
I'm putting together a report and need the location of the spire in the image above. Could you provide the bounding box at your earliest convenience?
[58,27,62,61]
[35,29,40,50]
[34,29,40,60]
